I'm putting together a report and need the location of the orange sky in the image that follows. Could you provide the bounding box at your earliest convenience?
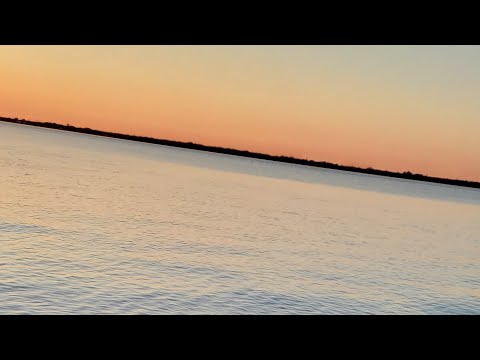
[1,45,479,181]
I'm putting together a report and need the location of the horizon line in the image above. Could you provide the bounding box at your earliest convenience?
[1,115,479,189]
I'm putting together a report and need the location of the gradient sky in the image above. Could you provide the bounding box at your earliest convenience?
[1,45,479,181]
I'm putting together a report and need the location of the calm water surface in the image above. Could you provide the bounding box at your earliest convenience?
[1,122,479,314]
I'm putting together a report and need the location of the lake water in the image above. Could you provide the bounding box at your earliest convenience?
[1,121,479,314]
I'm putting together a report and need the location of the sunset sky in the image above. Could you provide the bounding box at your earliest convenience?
[1,45,479,181]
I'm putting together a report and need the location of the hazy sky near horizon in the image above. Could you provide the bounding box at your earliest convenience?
[1,45,479,181]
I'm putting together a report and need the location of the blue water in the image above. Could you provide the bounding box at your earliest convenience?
[1,122,479,314]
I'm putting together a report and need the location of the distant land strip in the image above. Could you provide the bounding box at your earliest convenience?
[2,116,479,189]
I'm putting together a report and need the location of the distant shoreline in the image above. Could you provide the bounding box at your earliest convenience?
[2,116,479,190]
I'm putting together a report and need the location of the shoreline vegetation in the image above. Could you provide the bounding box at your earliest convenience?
[2,116,479,190]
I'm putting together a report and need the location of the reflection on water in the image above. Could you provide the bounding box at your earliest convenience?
[1,122,480,314]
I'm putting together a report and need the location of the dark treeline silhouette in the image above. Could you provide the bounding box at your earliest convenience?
[2,116,479,189]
